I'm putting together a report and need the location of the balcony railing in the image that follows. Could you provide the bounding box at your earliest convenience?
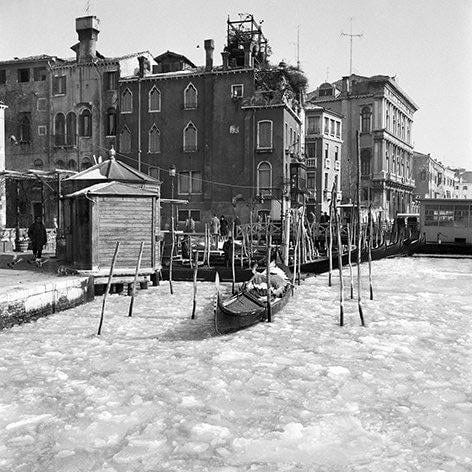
[334,160,340,171]
[306,158,316,168]
[324,158,331,169]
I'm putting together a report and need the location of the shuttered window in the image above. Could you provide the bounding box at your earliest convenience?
[257,120,272,149]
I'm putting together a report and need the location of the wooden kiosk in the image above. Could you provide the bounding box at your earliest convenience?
[60,155,162,283]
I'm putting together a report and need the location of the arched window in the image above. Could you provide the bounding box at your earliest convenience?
[257,161,272,196]
[79,109,92,137]
[184,83,197,109]
[33,158,43,169]
[148,125,160,153]
[149,86,161,112]
[420,169,427,181]
[55,113,65,145]
[106,108,116,136]
[257,120,273,149]
[183,122,197,152]
[66,112,76,145]
[120,127,131,153]
[121,88,133,113]
[55,159,65,169]
[19,114,31,143]
[361,106,372,133]
[360,149,371,176]
[68,160,77,171]
[81,158,92,170]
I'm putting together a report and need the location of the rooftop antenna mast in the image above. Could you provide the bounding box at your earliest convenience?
[296,25,300,69]
[85,0,91,14]
[341,17,363,75]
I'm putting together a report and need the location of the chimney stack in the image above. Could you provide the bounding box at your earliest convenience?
[221,50,229,70]
[204,39,214,71]
[75,16,100,63]
[341,76,350,93]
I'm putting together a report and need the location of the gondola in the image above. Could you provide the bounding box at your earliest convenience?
[214,263,292,335]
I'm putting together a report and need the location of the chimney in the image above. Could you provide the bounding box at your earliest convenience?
[138,56,150,78]
[341,76,350,93]
[75,16,100,63]
[221,50,230,70]
[204,39,214,71]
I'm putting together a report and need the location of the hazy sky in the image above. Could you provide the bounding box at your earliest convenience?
[1,0,471,169]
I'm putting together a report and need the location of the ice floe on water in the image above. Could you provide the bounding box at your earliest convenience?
[0,257,471,471]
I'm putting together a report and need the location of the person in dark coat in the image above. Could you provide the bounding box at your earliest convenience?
[220,215,229,238]
[28,216,47,260]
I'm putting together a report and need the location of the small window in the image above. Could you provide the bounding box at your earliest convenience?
[55,113,65,145]
[148,125,161,153]
[18,68,30,83]
[324,143,329,160]
[178,171,202,194]
[257,120,273,150]
[106,108,116,136]
[324,117,329,134]
[178,209,201,222]
[66,112,77,145]
[306,142,316,158]
[53,76,66,95]
[336,121,341,138]
[79,109,92,137]
[307,172,316,190]
[324,173,328,191]
[121,88,133,113]
[18,113,31,143]
[37,98,47,111]
[330,119,335,136]
[148,86,161,112]
[33,67,47,81]
[0,70,6,84]
[105,71,118,91]
[334,146,339,161]
[68,160,77,171]
[231,84,243,98]
[183,122,197,152]
[55,159,65,169]
[257,161,272,196]
[120,127,131,153]
[37,125,47,136]
[361,106,372,133]
[184,83,197,109]
[33,159,43,169]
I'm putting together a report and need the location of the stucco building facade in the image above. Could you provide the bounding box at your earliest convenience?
[308,74,418,220]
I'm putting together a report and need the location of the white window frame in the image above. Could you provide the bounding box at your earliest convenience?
[148,124,161,153]
[37,125,47,136]
[183,121,197,152]
[121,88,133,114]
[257,120,273,150]
[177,170,202,195]
[231,84,244,98]
[148,86,161,112]
[184,82,198,109]
[257,161,272,196]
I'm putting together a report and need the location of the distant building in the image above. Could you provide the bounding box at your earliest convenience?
[117,16,304,230]
[304,104,343,218]
[453,169,472,199]
[413,151,454,199]
[308,74,418,220]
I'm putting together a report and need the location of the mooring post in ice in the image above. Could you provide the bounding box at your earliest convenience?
[356,131,365,326]
[292,211,299,288]
[231,222,236,294]
[328,196,333,287]
[169,216,175,295]
[191,250,198,319]
[334,195,345,326]
[265,217,272,322]
[347,220,354,299]
[128,241,144,317]
[368,204,374,300]
[97,241,120,336]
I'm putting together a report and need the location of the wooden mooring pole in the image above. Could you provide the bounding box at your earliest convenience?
[191,250,198,319]
[128,241,144,317]
[169,216,175,295]
[368,204,374,300]
[334,197,345,326]
[266,217,272,323]
[356,130,365,326]
[97,241,120,336]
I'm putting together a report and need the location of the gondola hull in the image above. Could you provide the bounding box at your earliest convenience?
[215,285,292,335]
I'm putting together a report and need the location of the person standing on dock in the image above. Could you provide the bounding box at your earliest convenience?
[27,216,47,261]
[223,236,233,267]
[211,214,220,247]
[185,215,195,233]
[220,215,229,238]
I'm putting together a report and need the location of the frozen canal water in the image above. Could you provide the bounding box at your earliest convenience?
[0,257,471,472]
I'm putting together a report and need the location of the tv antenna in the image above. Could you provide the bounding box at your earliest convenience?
[296,25,300,69]
[341,17,363,75]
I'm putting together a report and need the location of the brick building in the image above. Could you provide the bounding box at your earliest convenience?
[117,16,304,231]
[308,74,418,220]
[304,104,343,218]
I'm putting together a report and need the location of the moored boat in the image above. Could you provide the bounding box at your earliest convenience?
[214,263,292,335]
